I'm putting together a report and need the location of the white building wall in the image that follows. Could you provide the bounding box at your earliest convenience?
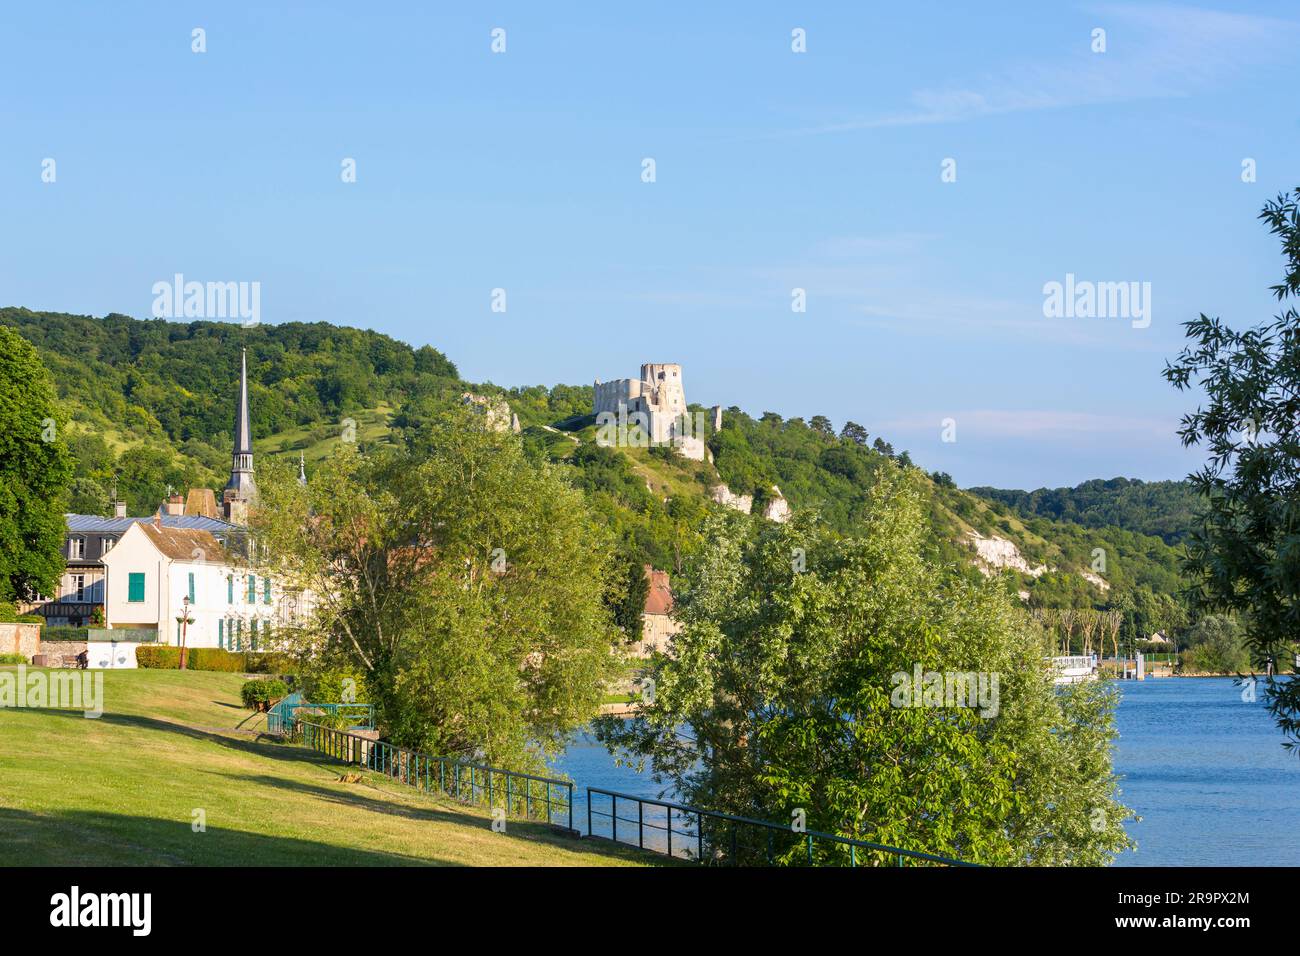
[102,527,165,633]
[102,524,288,650]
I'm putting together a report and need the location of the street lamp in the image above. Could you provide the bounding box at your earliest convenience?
[176,595,195,670]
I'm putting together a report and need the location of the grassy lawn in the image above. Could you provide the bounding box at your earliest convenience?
[0,668,654,867]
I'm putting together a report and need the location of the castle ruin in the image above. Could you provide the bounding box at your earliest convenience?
[593,363,706,461]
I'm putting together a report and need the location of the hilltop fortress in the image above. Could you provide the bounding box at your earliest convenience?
[592,361,789,522]
[593,362,708,461]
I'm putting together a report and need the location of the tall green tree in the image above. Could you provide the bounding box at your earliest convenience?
[596,468,1133,865]
[256,405,623,773]
[1164,189,1300,749]
[0,327,74,602]
[611,557,650,643]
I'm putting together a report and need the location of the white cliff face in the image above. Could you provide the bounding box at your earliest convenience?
[710,484,753,514]
[1081,570,1111,591]
[762,487,792,523]
[965,530,1048,577]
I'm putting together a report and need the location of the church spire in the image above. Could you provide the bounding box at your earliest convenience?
[298,452,307,487]
[234,347,252,457]
[224,347,256,512]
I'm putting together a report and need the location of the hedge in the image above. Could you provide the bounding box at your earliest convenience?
[136,647,249,671]
[133,647,298,673]
[43,626,89,642]
[0,653,27,665]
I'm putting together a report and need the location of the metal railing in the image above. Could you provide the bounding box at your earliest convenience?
[298,720,574,832]
[266,695,375,735]
[586,788,975,867]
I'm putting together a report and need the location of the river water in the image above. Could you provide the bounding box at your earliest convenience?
[550,676,1300,865]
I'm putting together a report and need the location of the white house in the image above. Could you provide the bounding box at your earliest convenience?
[101,518,299,650]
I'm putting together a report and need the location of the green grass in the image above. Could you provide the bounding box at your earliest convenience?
[0,668,655,866]
[254,404,395,465]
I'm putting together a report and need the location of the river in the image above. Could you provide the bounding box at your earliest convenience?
[550,676,1300,865]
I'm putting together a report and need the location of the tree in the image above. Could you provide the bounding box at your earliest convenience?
[1180,615,1249,675]
[840,421,869,446]
[1164,189,1300,748]
[255,405,623,774]
[0,327,74,602]
[611,558,650,643]
[595,469,1132,865]
[810,415,835,439]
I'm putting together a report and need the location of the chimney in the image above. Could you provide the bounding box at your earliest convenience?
[164,494,184,517]
[113,499,127,519]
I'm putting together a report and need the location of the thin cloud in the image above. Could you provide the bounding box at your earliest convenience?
[794,4,1298,135]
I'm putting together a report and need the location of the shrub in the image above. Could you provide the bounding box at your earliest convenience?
[240,678,289,712]
[300,668,371,706]
[0,653,27,665]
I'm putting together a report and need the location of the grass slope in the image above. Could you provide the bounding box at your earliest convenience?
[0,669,651,867]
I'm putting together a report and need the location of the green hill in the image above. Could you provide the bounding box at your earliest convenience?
[4,307,1196,640]
[967,478,1201,545]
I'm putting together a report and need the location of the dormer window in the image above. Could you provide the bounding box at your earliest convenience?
[101,535,117,556]
[69,537,85,560]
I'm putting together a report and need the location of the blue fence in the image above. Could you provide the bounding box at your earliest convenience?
[266,693,374,735]
[297,720,575,832]
[586,788,975,867]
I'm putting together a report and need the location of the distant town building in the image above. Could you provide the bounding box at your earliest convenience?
[22,513,247,627]
[632,566,682,658]
[101,518,301,649]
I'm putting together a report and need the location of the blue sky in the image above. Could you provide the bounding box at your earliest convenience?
[2,2,1297,488]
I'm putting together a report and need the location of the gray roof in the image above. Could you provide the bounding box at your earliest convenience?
[65,514,242,534]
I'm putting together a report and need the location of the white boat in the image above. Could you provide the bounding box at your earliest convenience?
[1048,655,1098,685]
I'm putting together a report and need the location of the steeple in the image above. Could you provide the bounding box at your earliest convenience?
[223,348,256,512]
[298,452,307,487]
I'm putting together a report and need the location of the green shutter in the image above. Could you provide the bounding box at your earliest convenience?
[188,572,195,603]
[248,575,256,603]
[128,572,145,603]
[218,619,224,649]
[264,577,272,604]
[227,577,233,604]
